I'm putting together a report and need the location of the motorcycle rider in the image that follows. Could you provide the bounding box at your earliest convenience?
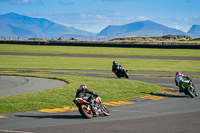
[175,72,185,92]
[175,72,198,96]
[112,61,122,73]
[75,84,98,101]
[75,84,103,115]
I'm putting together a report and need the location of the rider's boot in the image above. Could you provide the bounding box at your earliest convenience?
[179,87,184,92]
[92,107,99,117]
[99,104,104,115]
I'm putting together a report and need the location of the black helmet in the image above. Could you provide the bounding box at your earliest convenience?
[80,84,87,90]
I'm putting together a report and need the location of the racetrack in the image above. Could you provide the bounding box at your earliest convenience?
[0,53,200,133]
[0,75,67,97]
[0,73,200,133]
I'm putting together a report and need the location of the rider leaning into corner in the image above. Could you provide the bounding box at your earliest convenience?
[75,84,103,114]
[112,61,122,73]
[75,84,99,101]
[175,72,198,96]
[175,72,186,92]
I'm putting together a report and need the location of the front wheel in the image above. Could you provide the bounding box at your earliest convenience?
[78,105,93,119]
[124,73,129,78]
[102,105,110,116]
[186,85,196,98]
[123,70,129,78]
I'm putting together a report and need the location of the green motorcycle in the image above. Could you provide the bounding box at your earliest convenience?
[179,76,198,98]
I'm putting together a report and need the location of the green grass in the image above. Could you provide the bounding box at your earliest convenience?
[1,44,200,57]
[0,43,199,113]
[0,55,200,72]
[0,73,162,113]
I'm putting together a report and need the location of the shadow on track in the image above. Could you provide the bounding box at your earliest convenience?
[151,92,187,98]
[14,114,83,119]
[140,90,186,98]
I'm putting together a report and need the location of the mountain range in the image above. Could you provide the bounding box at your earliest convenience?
[187,25,200,37]
[98,20,186,37]
[0,12,94,39]
[0,12,199,39]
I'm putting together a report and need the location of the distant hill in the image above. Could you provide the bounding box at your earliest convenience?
[187,25,200,38]
[97,20,187,38]
[1,12,199,40]
[109,35,192,42]
[0,12,95,39]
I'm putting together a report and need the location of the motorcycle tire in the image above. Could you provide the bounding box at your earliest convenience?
[124,73,129,78]
[192,84,198,97]
[78,105,93,119]
[102,105,110,116]
[185,85,196,98]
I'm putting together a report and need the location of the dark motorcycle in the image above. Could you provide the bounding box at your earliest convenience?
[178,76,198,98]
[112,66,129,78]
[73,95,110,119]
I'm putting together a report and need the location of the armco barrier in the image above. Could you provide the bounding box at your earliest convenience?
[0,40,47,45]
[0,40,200,49]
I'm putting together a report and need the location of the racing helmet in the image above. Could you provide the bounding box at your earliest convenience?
[80,84,87,90]
[176,72,181,76]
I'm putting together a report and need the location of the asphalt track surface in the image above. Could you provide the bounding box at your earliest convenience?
[0,76,67,97]
[0,54,200,133]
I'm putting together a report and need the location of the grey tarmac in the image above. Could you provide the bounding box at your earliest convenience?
[0,75,67,97]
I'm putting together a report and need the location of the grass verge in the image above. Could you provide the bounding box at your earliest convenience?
[0,55,200,72]
[0,44,200,57]
[0,73,162,114]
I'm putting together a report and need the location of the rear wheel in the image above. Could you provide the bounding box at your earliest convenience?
[102,105,110,116]
[78,105,93,119]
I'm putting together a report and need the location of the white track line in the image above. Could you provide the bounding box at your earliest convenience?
[0,130,34,133]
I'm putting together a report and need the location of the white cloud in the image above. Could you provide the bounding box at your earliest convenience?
[137,16,149,21]
[0,0,44,5]
[25,11,200,33]
[175,26,180,30]
[152,16,200,32]
[25,11,124,33]
[58,0,74,5]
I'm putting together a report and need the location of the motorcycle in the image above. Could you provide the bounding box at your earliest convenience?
[112,66,129,78]
[176,76,198,98]
[73,95,110,119]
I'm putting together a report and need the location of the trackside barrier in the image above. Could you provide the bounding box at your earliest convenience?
[0,40,200,49]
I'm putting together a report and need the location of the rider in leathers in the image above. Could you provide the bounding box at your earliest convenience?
[112,61,122,73]
[175,72,185,92]
[75,84,103,115]
[75,84,98,101]
[175,72,198,96]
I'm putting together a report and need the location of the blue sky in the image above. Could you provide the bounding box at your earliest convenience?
[0,0,199,33]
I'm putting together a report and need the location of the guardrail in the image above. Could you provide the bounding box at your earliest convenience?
[0,40,200,49]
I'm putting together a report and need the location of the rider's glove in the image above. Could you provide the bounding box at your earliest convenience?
[93,92,99,97]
